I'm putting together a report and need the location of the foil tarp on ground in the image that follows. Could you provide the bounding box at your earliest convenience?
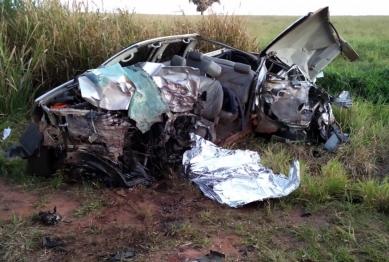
[183,134,300,207]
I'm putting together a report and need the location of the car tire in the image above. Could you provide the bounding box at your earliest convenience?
[26,146,55,178]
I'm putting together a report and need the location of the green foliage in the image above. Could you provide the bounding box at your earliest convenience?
[0,25,44,115]
[293,158,350,203]
[74,197,102,217]
[0,0,25,17]
[356,178,389,213]
[317,65,389,103]
[0,0,255,115]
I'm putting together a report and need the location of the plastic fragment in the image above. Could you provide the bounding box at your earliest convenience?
[333,90,352,108]
[2,127,11,140]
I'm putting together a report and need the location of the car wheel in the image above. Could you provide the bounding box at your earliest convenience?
[26,146,55,178]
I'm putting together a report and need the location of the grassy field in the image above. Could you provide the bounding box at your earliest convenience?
[1,1,389,261]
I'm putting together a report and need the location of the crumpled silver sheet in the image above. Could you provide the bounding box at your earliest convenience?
[153,67,200,112]
[333,90,352,108]
[78,63,136,111]
[183,134,300,207]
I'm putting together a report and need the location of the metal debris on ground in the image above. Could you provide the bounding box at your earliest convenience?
[183,134,300,207]
[333,91,353,108]
[38,206,62,225]
[113,251,134,260]
[239,245,256,257]
[300,207,312,217]
[191,250,225,262]
[42,237,66,250]
[323,124,350,153]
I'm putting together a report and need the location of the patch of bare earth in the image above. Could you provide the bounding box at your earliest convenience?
[0,179,331,261]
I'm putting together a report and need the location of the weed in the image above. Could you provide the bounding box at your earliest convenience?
[50,173,65,189]
[135,208,155,222]
[356,177,389,213]
[292,158,349,204]
[33,194,50,209]
[87,222,104,234]
[74,197,102,217]
[198,211,218,224]
[0,214,45,261]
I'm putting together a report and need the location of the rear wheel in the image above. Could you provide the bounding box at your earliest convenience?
[26,146,55,178]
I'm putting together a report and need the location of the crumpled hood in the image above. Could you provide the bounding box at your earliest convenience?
[262,7,358,81]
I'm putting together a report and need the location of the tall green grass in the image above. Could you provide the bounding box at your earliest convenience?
[0,21,45,114]
[0,0,256,115]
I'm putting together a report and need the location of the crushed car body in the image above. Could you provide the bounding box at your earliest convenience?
[6,7,358,204]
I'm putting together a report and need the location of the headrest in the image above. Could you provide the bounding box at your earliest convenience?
[205,61,222,78]
[188,51,204,61]
[171,55,186,66]
[234,63,251,74]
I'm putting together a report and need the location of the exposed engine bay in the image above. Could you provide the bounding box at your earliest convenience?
[254,54,343,143]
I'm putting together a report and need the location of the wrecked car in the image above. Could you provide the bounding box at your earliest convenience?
[6,7,357,188]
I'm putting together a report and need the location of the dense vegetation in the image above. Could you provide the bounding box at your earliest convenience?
[1,1,389,260]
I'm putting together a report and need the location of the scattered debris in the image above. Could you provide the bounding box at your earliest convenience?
[323,125,350,153]
[334,91,353,108]
[42,237,66,250]
[38,206,62,225]
[191,250,225,262]
[2,127,11,140]
[183,134,300,207]
[300,207,312,217]
[312,150,321,158]
[113,251,134,260]
[239,245,256,257]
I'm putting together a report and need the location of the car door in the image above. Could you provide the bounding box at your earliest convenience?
[260,6,358,82]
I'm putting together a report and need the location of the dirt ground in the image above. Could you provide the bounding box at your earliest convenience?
[0,178,330,262]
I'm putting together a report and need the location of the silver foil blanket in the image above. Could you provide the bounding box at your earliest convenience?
[183,134,300,207]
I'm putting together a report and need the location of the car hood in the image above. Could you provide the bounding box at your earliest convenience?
[261,7,358,81]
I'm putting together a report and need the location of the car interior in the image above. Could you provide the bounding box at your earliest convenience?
[166,50,257,143]
[97,36,261,143]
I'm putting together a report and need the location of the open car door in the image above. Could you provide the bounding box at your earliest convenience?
[261,6,358,82]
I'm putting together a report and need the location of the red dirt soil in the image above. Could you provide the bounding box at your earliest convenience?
[0,179,330,261]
